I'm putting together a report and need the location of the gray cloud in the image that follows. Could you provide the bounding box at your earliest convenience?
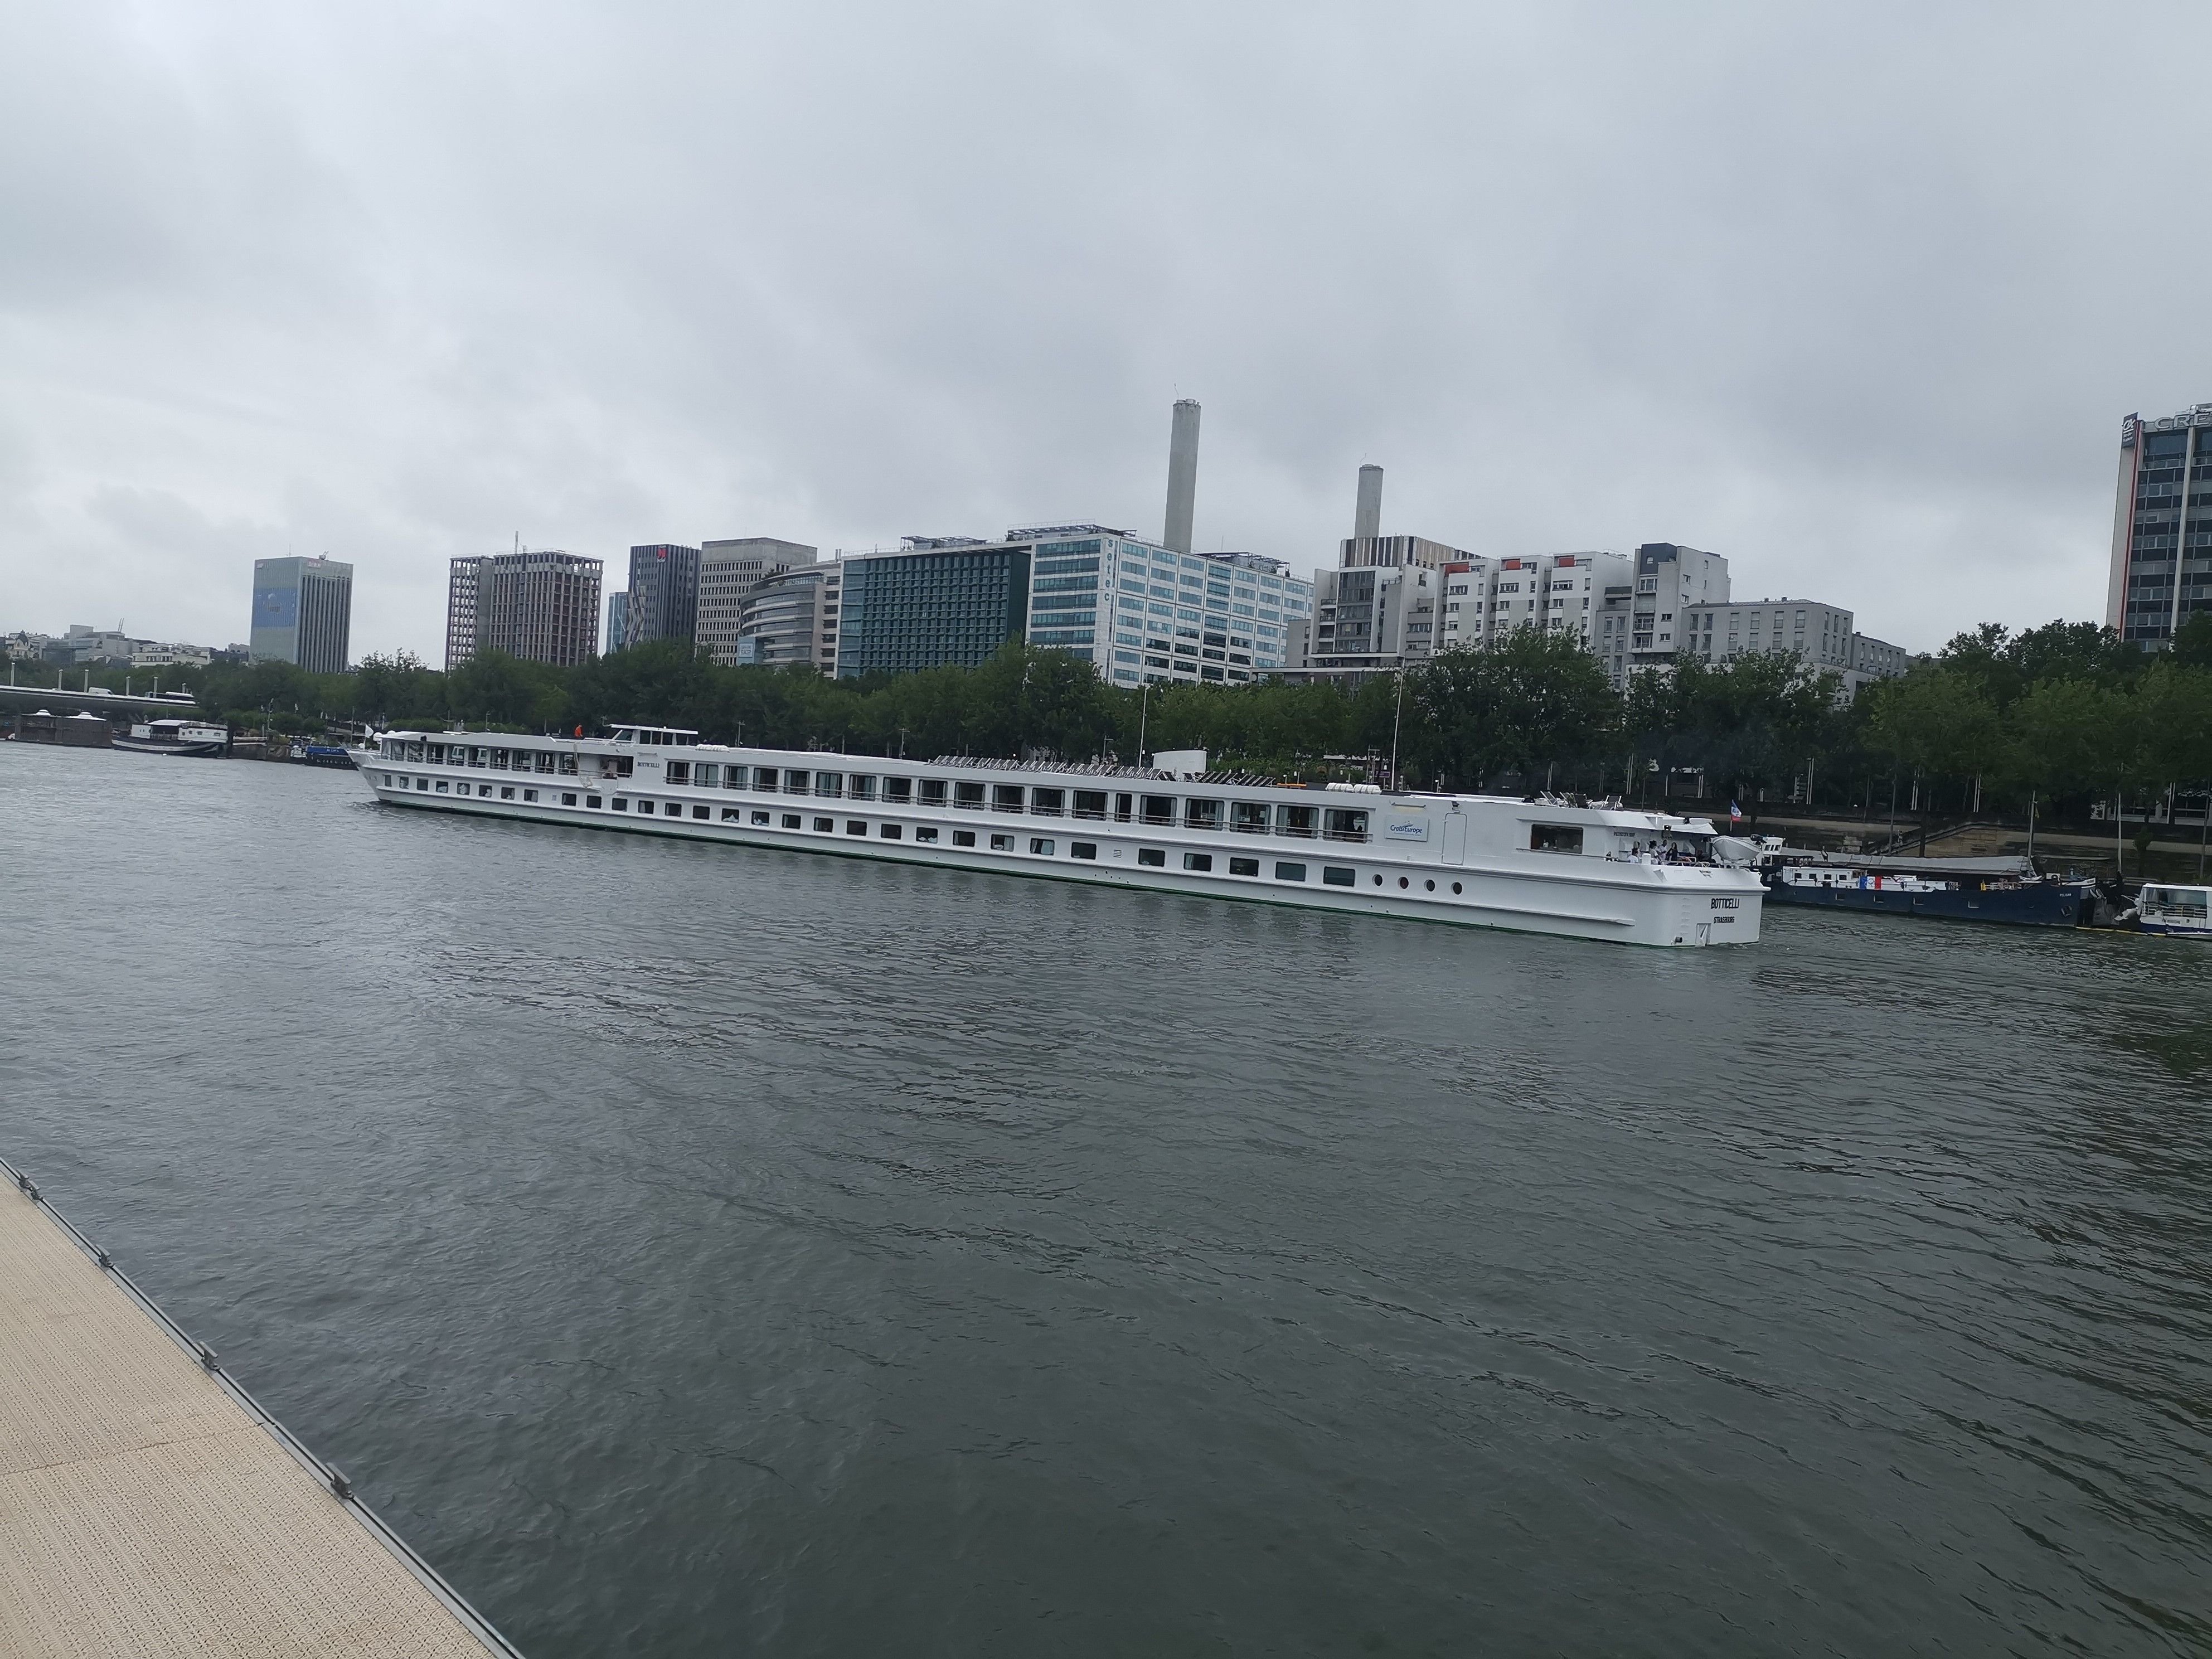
[0,1,2194,657]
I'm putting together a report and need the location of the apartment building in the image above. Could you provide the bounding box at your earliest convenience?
[445,550,603,670]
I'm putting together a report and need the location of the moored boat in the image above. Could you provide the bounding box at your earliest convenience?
[113,717,228,758]
[351,724,1765,948]
[2132,882,2212,939]
[1763,850,2095,928]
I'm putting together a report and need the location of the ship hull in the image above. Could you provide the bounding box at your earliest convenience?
[1766,877,2092,928]
[111,736,225,757]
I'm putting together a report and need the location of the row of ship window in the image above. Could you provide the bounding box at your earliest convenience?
[379,767,1370,842]
[668,765,1374,841]
[377,773,1459,892]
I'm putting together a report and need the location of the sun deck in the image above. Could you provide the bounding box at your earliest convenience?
[0,1162,517,1658]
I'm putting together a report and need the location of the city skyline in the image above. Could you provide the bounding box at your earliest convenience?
[6,8,2201,662]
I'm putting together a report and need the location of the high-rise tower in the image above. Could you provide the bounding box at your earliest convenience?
[2107,405,2212,644]
[249,555,353,673]
[446,550,603,670]
[625,544,702,647]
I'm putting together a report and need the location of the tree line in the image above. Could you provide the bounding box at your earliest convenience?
[15,613,2212,838]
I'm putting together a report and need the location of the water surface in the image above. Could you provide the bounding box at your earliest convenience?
[3,743,2208,1656]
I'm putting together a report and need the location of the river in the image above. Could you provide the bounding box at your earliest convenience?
[3,742,2208,1656]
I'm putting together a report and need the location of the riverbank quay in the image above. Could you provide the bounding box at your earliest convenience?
[1740,809,2212,883]
[0,1160,520,1658]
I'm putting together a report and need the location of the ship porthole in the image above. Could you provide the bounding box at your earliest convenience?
[1398,876,1409,889]
[1425,879,1435,891]
[1452,882,1462,895]
[1372,874,1382,886]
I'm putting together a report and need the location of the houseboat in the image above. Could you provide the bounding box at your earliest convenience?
[1764,850,2095,928]
[351,725,1765,948]
[113,717,229,757]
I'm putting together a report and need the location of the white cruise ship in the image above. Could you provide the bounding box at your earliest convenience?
[353,725,1764,948]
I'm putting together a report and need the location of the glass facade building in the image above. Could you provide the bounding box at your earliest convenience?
[834,527,1313,686]
[1092,539,1312,687]
[836,543,1032,678]
[2107,406,2212,644]
[249,555,353,673]
[625,544,701,647]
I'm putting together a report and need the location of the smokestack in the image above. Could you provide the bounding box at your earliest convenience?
[1354,464,1383,542]
[1164,399,1200,554]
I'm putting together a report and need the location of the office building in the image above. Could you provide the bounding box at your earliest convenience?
[837,538,1032,678]
[624,544,701,647]
[445,550,603,670]
[699,538,817,664]
[2106,405,2212,644]
[736,562,842,669]
[249,556,353,673]
[1093,536,1309,686]
[606,591,628,653]
[832,526,1311,686]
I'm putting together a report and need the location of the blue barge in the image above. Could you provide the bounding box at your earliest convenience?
[1764,852,2096,929]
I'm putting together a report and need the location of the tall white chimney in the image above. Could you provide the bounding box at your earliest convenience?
[1354,464,1383,542]
[1164,400,1200,554]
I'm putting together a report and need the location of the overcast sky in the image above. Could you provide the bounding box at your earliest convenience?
[3,2,2203,661]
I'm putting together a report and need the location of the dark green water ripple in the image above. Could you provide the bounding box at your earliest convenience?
[3,744,2209,1656]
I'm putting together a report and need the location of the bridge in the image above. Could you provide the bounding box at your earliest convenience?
[0,679,208,717]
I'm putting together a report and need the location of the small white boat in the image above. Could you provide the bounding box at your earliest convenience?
[2136,883,2212,939]
[113,717,228,757]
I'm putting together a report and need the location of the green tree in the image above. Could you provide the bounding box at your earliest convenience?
[1863,667,2004,846]
[1671,652,1840,824]
[351,651,447,725]
[1402,632,1616,792]
[2169,611,2212,669]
